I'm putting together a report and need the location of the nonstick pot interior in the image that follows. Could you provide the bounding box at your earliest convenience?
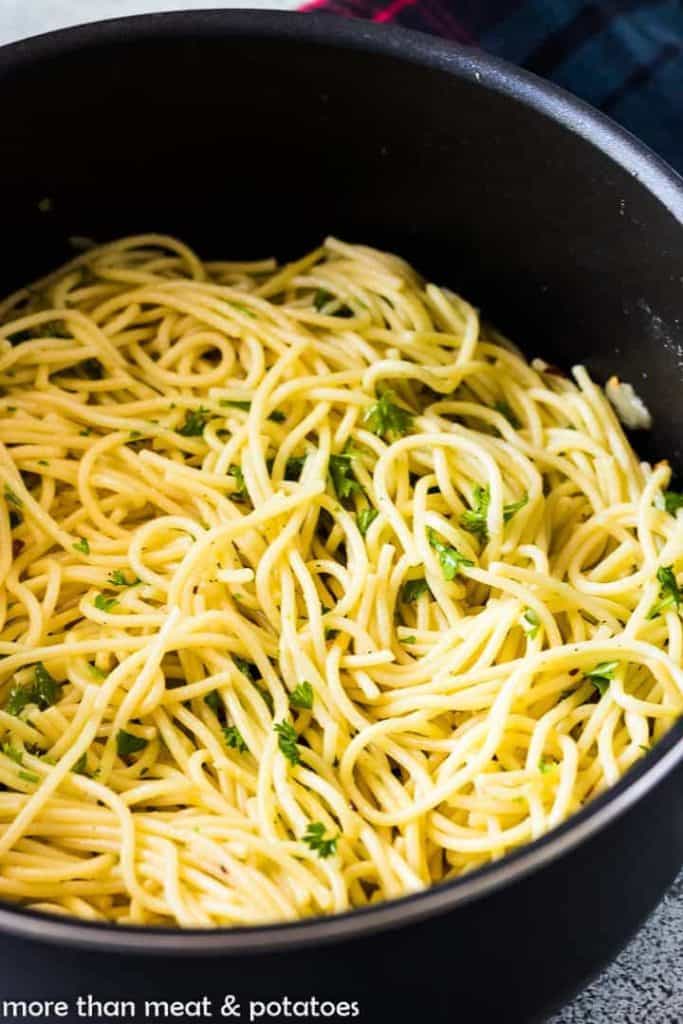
[0,11,682,1020]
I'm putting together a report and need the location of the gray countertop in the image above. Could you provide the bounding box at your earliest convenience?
[1,4,682,1022]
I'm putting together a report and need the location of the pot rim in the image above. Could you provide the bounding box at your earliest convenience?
[0,8,682,955]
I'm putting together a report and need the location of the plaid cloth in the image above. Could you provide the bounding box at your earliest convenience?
[299,0,683,174]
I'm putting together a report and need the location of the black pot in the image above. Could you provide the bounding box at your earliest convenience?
[0,11,682,1023]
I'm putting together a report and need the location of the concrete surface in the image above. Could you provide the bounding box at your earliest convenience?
[1,4,682,1023]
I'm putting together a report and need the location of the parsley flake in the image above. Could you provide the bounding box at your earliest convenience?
[584,661,619,696]
[177,407,210,437]
[302,821,339,858]
[357,506,378,536]
[116,730,148,757]
[329,454,362,500]
[223,725,248,753]
[521,608,541,639]
[648,566,682,619]
[654,490,683,516]
[427,528,474,581]
[94,594,117,613]
[401,577,430,603]
[290,681,314,710]
[274,720,300,765]
[73,537,90,555]
[363,390,413,441]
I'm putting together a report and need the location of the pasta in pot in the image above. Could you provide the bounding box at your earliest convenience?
[0,234,680,926]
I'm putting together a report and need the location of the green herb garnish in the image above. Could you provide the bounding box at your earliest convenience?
[302,821,339,858]
[204,690,222,714]
[177,407,210,437]
[401,577,430,603]
[648,565,682,619]
[73,537,90,555]
[584,661,619,696]
[116,730,148,757]
[290,681,314,710]
[5,663,60,717]
[228,464,248,501]
[274,720,300,765]
[72,752,88,775]
[269,410,286,423]
[357,507,378,536]
[427,528,474,581]
[539,758,555,774]
[329,453,362,500]
[460,485,528,542]
[94,594,117,613]
[521,608,540,639]
[108,570,140,587]
[1,743,23,764]
[223,725,248,753]
[18,770,38,784]
[363,390,413,441]
[654,490,683,516]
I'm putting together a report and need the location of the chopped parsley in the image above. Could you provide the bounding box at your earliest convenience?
[648,565,682,619]
[401,577,430,603]
[290,681,314,710]
[584,661,619,696]
[504,493,529,522]
[269,410,286,423]
[228,464,248,501]
[94,594,118,613]
[329,453,362,500]
[204,690,222,714]
[116,729,148,757]
[223,725,248,753]
[460,485,528,542]
[73,537,90,555]
[177,407,210,437]
[108,570,140,587]
[18,770,38,784]
[5,662,60,716]
[274,720,300,765]
[654,490,683,516]
[1,742,23,764]
[357,506,378,536]
[539,758,556,774]
[72,751,88,775]
[427,528,474,581]
[521,608,540,639]
[88,664,107,680]
[302,821,339,859]
[402,636,417,644]
[363,390,413,441]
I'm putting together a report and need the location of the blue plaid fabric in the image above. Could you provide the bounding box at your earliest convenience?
[302,0,683,174]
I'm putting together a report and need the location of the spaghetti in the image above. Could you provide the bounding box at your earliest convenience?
[0,234,679,927]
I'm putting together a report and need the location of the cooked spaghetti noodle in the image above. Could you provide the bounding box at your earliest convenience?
[0,234,680,927]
